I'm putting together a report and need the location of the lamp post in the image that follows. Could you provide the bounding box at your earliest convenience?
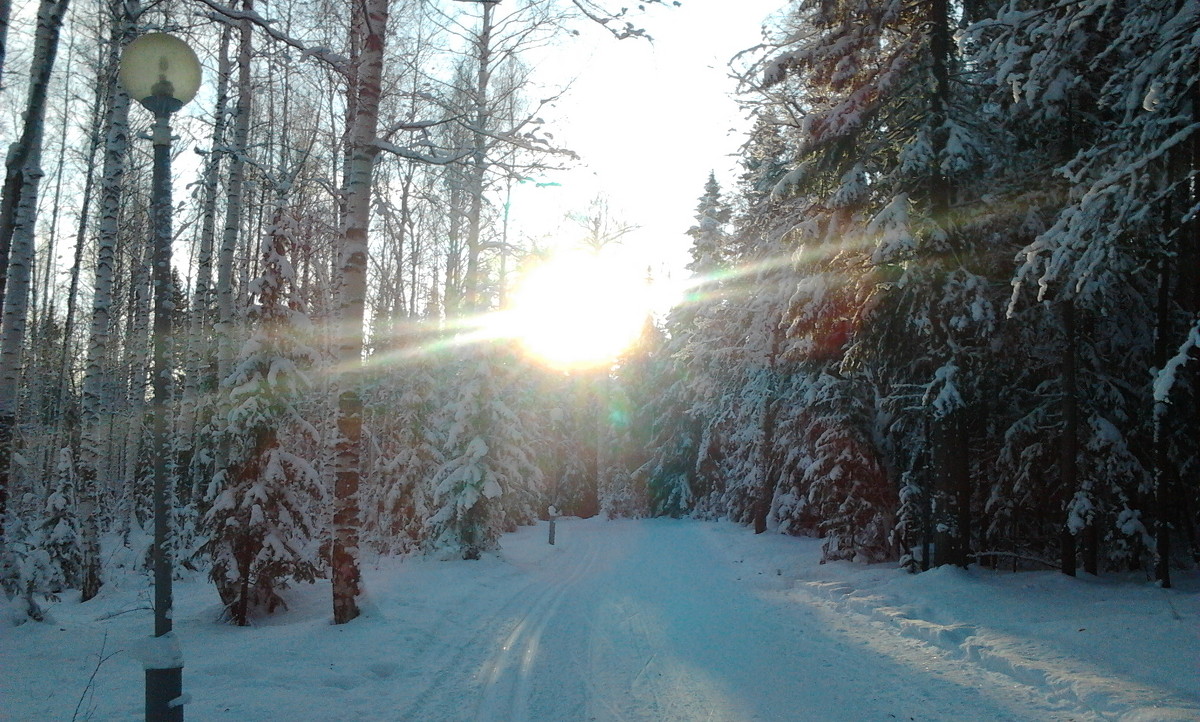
[118,32,201,722]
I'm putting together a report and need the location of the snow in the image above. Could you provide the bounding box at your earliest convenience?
[128,631,184,671]
[1153,320,1200,404]
[3,518,1198,721]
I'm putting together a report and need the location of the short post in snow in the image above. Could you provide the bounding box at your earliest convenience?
[548,505,558,545]
[119,32,202,722]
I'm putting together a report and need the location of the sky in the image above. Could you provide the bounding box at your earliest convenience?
[506,0,784,283]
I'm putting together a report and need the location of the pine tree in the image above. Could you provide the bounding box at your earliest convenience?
[635,310,701,517]
[599,320,659,519]
[971,0,1200,579]
[686,171,732,277]
[637,174,741,518]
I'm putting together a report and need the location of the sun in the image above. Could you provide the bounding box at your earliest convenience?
[502,249,655,370]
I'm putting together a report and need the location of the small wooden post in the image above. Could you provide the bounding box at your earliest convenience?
[548,505,557,545]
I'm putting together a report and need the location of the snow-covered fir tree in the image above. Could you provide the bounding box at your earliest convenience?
[686,171,732,277]
[32,448,81,597]
[599,318,660,519]
[427,346,542,559]
[202,197,325,625]
[362,324,447,555]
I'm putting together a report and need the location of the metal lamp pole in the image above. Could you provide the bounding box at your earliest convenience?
[118,33,202,722]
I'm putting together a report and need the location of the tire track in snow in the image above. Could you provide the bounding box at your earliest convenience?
[579,522,733,722]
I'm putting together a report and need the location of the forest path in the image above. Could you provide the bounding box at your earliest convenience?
[411,517,1098,722]
[9,517,1163,720]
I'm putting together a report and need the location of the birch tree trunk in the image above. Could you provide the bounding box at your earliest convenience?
[79,0,138,602]
[0,0,70,586]
[463,1,494,312]
[0,0,9,90]
[120,221,153,530]
[209,5,254,515]
[332,0,388,625]
[181,22,231,507]
[217,6,252,404]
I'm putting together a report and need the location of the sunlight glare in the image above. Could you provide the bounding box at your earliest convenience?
[505,250,654,370]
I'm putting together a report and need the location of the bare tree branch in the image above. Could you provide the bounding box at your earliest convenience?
[374,139,472,165]
[193,0,348,70]
[569,0,681,41]
[378,113,466,141]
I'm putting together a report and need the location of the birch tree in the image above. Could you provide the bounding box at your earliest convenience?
[330,0,388,624]
[178,22,232,526]
[0,0,71,592]
[78,0,139,602]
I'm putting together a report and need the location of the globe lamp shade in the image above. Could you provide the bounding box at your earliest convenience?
[119,33,202,116]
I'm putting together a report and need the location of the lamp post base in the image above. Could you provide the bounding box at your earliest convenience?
[145,667,183,721]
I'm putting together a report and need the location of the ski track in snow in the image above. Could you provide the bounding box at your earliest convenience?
[404,518,1144,721]
[475,529,604,722]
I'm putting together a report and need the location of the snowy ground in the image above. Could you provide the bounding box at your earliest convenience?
[2,517,1198,721]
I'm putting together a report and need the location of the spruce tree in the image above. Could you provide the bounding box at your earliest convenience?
[202,198,324,626]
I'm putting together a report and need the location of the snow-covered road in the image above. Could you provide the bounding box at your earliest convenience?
[397,519,1111,721]
[4,517,1197,720]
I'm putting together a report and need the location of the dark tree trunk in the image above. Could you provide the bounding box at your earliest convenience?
[1153,261,1173,589]
[0,0,10,89]
[1082,523,1099,576]
[752,326,783,534]
[1060,300,1079,577]
[928,0,953,220]
[932,408,970,567]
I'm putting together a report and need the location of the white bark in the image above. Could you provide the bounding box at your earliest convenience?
[179,23,231,507]
[217,7,253,390]
[463,2,494,312]
[210,5,254,510]
[0,0,70,588]
[332,0,388,625]
[79,0,137,602]
[118,222,152,530]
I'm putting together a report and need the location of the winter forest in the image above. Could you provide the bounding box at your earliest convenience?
[0,0,1198,638]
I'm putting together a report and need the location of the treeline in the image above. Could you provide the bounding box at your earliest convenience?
[637,0,1200,585]
[1,0,1196,628]
[0,0,659,625]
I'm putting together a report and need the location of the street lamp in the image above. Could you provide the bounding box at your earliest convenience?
[119,32,201,722]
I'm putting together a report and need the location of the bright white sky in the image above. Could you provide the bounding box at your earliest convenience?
[507,0,783,284]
